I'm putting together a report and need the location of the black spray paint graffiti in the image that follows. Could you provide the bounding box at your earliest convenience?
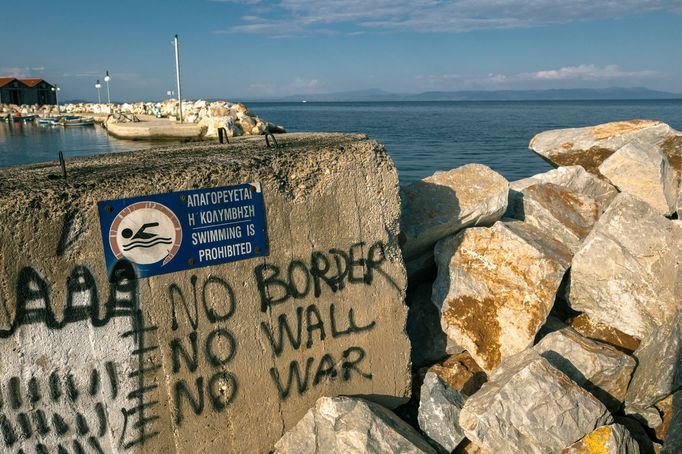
[0,260,160,451]
[257,241,393,400]
[255,241,393,313]
[168,275,239,425]
[0,364,117,453]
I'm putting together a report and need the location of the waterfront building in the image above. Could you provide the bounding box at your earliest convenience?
[0,77,57,105]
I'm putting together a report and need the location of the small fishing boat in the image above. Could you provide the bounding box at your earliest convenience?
[59,116,95,127]
[37,116,61,124]
[13,114,36,123]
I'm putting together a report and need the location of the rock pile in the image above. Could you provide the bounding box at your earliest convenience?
[273,119,682,453]
[0,99,286,138]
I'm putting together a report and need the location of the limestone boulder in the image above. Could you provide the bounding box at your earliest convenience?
[598,140,678,216]
[568,193,682,339]
[274,396,436,454]
[418,353,487,452]
[406,283,448,368]
[562,424,640,454]
[418,372,468,452]
[400,164,509,260]
[506,183,601,253]
[534,328,637,412]
[662,392,682,454]
[570,314,640,354]
[625,307,682,412]
[433,221,569,372]
[529,120,682,176]
[510,165,618,213]
[460,350,612,454]
[426,352,487,396]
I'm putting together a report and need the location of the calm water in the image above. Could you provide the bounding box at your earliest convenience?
[3,100,682,184]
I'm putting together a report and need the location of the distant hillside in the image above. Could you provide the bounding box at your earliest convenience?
[251,87,682,102]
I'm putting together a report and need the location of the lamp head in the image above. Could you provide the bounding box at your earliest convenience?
[95,80,101,88]
[104,70,111,82]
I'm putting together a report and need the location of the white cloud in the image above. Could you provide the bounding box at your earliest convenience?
[214,0,682,35]
[247,77,326,96]
[417,64,660,90]
[0,66,45,78]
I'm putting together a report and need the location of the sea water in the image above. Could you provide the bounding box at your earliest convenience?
[2,100,682,185]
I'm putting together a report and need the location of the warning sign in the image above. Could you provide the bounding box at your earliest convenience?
[98,183,268,278]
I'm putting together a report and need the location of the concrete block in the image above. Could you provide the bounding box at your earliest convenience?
[0,133,411,453]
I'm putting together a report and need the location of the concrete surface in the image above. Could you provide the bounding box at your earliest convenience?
[106,117,206,140]
[0,133,411,453]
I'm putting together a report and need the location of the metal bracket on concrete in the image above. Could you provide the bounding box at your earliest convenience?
[265,133,279,149]
[59,151,67,181]
[218,127,230,144]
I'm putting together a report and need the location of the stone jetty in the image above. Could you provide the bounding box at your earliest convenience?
[0,98,286,140]
[0,119,680,453]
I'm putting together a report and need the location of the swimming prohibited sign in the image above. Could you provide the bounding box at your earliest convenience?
[97,183,268,278]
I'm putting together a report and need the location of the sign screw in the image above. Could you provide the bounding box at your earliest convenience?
[188,258,195,266]
[180,194,188,201]
[104,205,113,213]
[255,246,261,253]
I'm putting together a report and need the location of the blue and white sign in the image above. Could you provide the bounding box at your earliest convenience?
[97,183,268,278]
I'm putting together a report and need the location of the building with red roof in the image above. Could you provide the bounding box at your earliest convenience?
[0,78,57,105]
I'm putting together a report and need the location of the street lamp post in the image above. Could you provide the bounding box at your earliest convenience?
[95,80,102,104]
[104,70,111,104]
[51,85,61,113]
[173,34,183,123]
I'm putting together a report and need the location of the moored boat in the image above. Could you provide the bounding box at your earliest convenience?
[59,116,95,127]
[12,114,36,123]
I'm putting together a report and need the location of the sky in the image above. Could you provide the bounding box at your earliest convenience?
[1,0,682,102]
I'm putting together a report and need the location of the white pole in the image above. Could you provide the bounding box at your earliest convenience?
[174,34,183,123]
[56,87,60,114]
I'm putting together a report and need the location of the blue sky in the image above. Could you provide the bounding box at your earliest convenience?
[2,0,682,101]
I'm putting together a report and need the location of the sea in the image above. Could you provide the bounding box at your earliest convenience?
[2,100,682,185]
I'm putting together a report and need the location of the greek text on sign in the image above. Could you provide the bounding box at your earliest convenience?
[98,183,268,278]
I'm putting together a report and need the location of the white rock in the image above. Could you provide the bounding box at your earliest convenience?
[562,424,640,454]
[401,164,509,260]
[273,396,436,453]
[460,350,613,454]
[506,183,601,253]
[418,372,468,452]
[568,193,682,339]
[534,328,636,412]
[529,120,682,177]
[510,165,618,213]
[599,140,678,216]
[433,221,569,372]
[625,306,682,412]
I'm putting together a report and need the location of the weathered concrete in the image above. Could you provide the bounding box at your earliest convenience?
[528,120,682,176]
[0,133,411,453]
[106,118,207,140]
[274,396,436,453]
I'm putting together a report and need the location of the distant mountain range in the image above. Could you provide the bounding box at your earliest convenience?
[248,87,682,102]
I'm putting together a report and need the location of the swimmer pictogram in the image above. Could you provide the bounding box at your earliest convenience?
[108,202,182,266]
